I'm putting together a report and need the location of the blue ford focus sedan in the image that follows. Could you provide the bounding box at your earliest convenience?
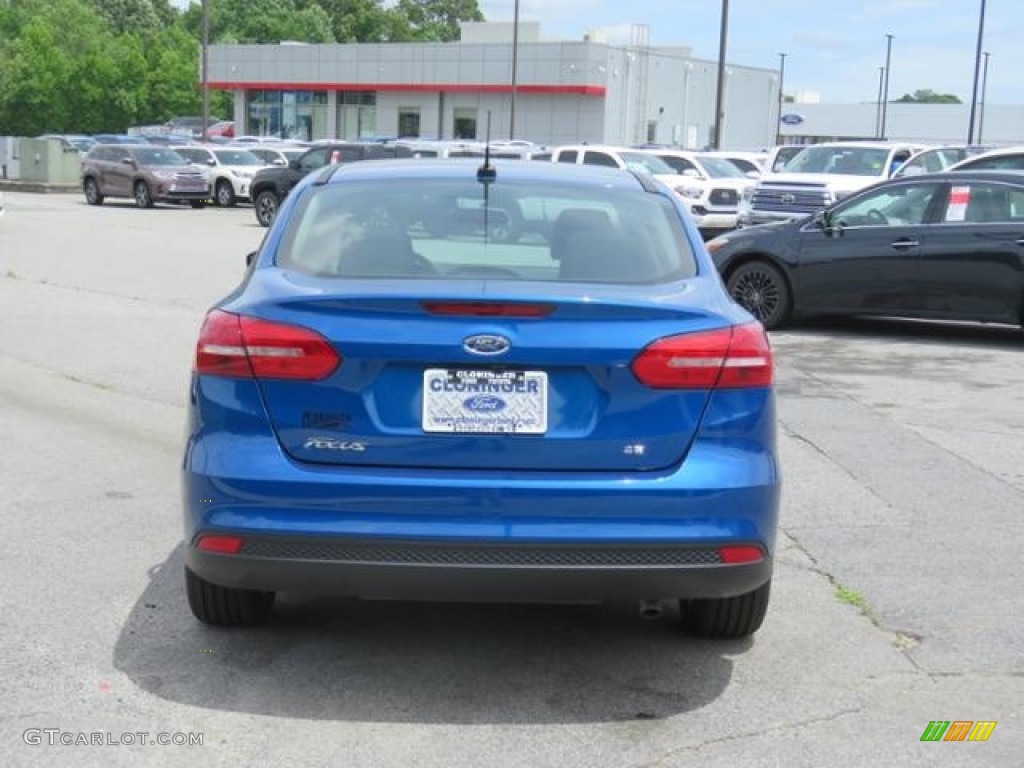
[182,158,780,638]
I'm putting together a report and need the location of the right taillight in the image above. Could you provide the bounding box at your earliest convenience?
[194,309,340,380]
[631,322,773,389]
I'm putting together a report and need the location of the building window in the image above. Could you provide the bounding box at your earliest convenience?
[398,108,421,139]
[647,120,658,143]
[336,92,378,140]
[245,90,326,140]
[339,91,376,106]
[453,108,477,140]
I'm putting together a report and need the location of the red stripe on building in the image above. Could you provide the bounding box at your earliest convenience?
[205,81,606,96]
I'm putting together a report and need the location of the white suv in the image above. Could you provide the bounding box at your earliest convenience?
[549,144,724,234]
[740,142,924,226]
[173,146,272,207]
[636,149,756,236]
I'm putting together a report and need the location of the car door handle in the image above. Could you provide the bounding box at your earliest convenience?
[890,239,919,250]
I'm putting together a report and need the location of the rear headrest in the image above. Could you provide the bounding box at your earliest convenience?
[550,208,615,261]
[338,232,419,277]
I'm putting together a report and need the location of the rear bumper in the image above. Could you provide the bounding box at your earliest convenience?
[182,377,780,602]
[187,536,772,600]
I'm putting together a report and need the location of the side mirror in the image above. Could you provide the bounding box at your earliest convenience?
[207,158,217,166]
[273,158,286,166]
[682,168,701,178]
[745,170,760,179]
[811,209,833,233]
[245,251,257,267]
[120,157,136,167]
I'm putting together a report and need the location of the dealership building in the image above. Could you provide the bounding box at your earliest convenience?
[206,21,1024,150]
[206,22,780,149]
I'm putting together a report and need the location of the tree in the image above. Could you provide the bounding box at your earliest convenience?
[893,89,961,104]
[0,0,489,135]
[397,0,484,41]
[86,0,162,35]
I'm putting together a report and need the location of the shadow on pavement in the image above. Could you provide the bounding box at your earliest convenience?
[114,545,743,724]
[778,316,1022,351]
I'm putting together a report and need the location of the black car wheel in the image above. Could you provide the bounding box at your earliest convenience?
[185,566,274,627]
[83,177,104,205]
[254,190,279,227]
[215,179,236,207]
[726,261,791,329]
[682,580,771,639]
[134,180,153,209]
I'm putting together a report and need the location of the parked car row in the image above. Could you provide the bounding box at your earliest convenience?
[77,140,314,209]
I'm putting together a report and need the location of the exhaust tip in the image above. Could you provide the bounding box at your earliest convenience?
[639,599,664,620]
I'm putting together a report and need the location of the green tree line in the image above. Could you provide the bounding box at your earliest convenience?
[0,0,484,136]
[893,89,962,104]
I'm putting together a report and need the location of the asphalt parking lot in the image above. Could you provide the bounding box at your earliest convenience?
[0,191,1021,767]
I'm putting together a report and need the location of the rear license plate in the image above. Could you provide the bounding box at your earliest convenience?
[422,369,548,434]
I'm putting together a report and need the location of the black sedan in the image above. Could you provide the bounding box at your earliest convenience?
[708,170,1024,329]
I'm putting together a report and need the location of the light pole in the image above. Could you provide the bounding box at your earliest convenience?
[967,0,987,144]
[978,51,991,143]
[875,66,884,138]
[201,0,210,141]
[776,52,787,145]
[880,34,893,139]
[712,0,730,149]
[509,0,520,140]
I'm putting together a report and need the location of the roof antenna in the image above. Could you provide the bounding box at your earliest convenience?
[477,110,496,183]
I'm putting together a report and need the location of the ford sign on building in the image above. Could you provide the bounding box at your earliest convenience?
[780,113,805,126]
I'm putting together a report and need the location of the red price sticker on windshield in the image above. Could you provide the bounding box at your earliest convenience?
[946,185,970,222]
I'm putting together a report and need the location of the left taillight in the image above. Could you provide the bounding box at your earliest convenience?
[631,322,773,390]
[194,309,340,380]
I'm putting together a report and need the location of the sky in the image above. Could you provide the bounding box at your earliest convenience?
[171,1,1022,104]
[478,0,1023,104]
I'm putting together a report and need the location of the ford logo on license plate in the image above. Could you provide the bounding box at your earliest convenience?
[464,395,506,412]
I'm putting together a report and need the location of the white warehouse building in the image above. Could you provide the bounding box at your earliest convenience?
[205,22,781,150]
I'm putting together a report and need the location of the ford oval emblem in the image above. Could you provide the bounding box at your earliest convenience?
[463,334,510,356]
[780,113,804,126]
[464,395,507,412]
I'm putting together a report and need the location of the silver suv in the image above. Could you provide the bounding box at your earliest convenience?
[81,144,210,208]
[740,142,924,226]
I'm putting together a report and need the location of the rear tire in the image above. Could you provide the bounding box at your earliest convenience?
[254,189,279,227]
[185,566,274,627]
[682,580,771,639]
[134,180,153,209]
[726,261,791,330]
[83,177,104,205]
[215,179,236,207]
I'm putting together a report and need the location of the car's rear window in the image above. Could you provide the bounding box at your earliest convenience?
[276,177,696,284]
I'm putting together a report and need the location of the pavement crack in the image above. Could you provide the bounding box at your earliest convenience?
[780,421,897,513]
[631,707,863,766]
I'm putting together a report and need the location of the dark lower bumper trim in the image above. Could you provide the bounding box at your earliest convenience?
[187,535,772,601]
